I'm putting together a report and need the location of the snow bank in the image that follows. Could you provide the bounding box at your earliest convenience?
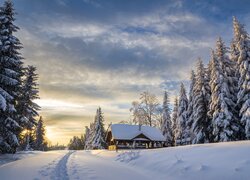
[115,141,250,180]
[0,151,42,166]
[0,151,68,180]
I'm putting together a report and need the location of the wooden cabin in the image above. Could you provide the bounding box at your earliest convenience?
[106,124,166,150]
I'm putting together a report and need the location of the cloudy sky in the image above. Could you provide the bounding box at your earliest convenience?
[8,0,250,144]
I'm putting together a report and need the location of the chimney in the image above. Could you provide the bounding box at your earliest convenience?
[139,124,142,131]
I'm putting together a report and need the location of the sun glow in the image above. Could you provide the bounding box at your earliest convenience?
[45,126,55,142]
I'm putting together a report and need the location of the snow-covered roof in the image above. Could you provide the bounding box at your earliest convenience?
[110,124,165,141]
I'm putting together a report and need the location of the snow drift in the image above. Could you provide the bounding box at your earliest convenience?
[113,140,250,180]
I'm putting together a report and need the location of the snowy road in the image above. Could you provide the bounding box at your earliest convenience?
[0,150,152,180]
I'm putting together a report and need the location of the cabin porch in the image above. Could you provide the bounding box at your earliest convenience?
[108,139,164,150]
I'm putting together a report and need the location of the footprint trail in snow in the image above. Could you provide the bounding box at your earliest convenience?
[51,151,75,180]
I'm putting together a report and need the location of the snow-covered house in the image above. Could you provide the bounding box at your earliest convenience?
[106,124,166,150]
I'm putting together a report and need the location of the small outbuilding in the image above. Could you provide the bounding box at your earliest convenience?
[106,124,166,150]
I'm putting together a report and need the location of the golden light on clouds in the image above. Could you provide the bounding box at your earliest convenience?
[34,99,84,109]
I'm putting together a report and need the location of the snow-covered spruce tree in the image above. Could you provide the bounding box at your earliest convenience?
[83,126,90,149]
[176,83,189,145]
[160,91,173,146]
[230,40,241,124]
[217,38,238,116]
[17,65,40,130]
[205,57,212,140]
[209,40,239,142]
[0,0,24,153]
[233,17,250,139]
[171,97,178,145]
[186,70,195,141]
[85,122,94,149]
[191,59,211,144]
[90,107,106,149]
[35,116,47,151]
[218,38,240,140]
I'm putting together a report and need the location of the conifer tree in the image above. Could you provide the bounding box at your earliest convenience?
[209,40,240,142]
[205,58,212,140]
[192,59,211,144]
[176,83,189,145]
[218,38,238,112]
[83,126,90,149]
[171,97,178,145]
[160,91,173,146]
[17,65,40,130]
[186,70,195,141]
[0,0,23,153]
[233,17,250,139]
[85,122,94,149]
[35,116,47,151]
[90,107,106,149]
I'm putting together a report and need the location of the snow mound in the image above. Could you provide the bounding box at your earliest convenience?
[0,151,42,166]
[116,141,250,180]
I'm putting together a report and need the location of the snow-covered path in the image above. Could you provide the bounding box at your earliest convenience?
[0,151,70,179]
[52,151,75,180]
[0,150,152,180]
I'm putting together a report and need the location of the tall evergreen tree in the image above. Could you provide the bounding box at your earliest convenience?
[205,57,213,140]
[17,65,40,130]
[218,38,238,113]
[192,59,211,144]
[85,122,94,149]
[0,0,23,153]
[233,17,250,139]
[83,126,90,149]
[90,107,106,149]
[186,70,195,141]
[176,83,189,145]
[209,39,240,142]
[35,116,47,151]
[160,91,173,146]
[172,97,178,145]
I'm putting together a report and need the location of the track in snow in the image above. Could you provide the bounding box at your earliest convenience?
[51,151,75,180]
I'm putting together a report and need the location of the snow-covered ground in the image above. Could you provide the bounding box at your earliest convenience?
[0,141,249,180]
[0,151,42,166]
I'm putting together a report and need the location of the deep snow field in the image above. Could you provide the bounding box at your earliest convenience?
[0,141,249,180]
